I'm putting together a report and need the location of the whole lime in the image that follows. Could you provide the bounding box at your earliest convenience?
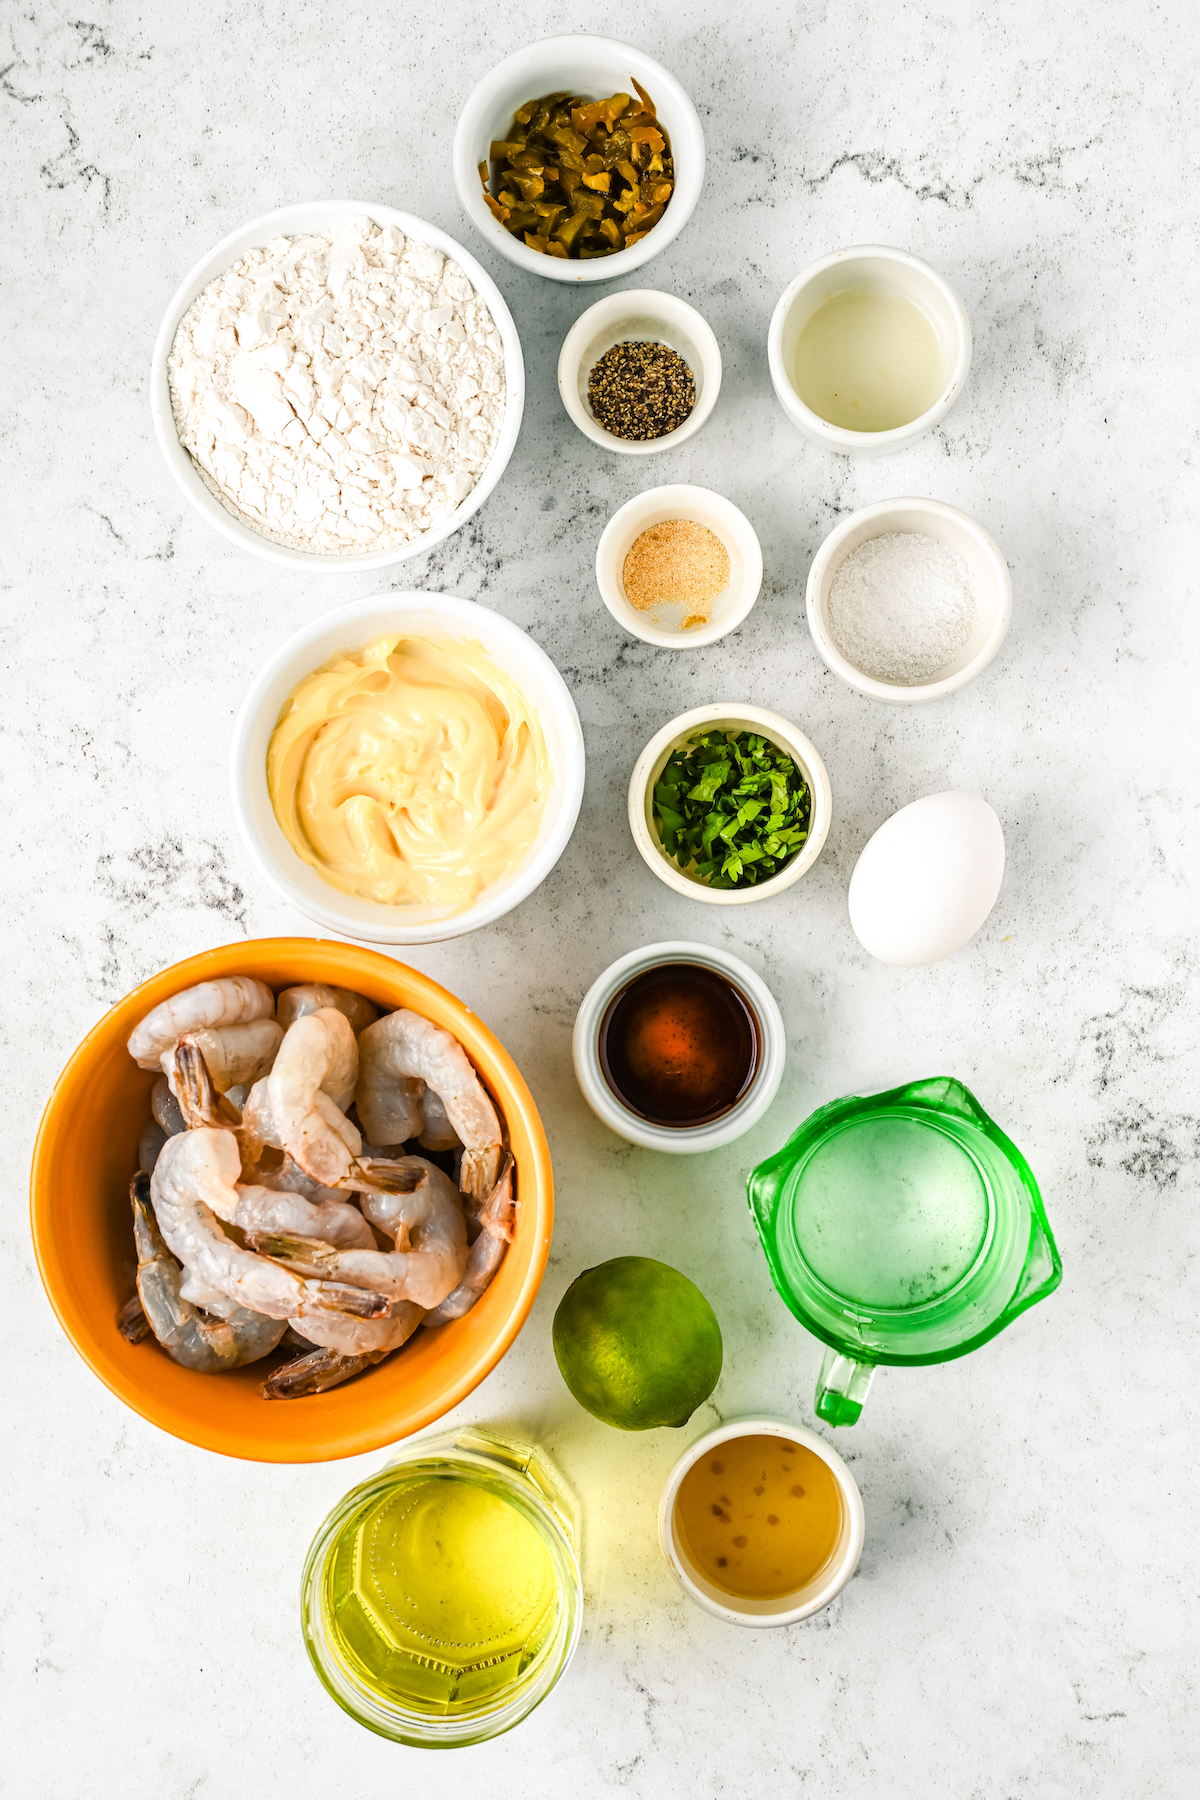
[552,1256,723,1430]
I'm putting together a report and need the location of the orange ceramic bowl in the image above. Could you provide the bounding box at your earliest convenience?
[30,938,554,1463]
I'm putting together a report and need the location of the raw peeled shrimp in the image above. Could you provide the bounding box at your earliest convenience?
[418,1088,460,1153]
[261,1345,379,1400]
[150,1129,389,1328]
[425,1156,516,1327]
[129,1173,285,1372]
[245,1143,341,1195]
[260,1296,424,1404]
[276,984,377,1036]
[138,1119,169,1173]
[169,1038,248,1132]
[242,1075,359,1181]
[243,1144,360,1207]
[127,976,274,1070]
[139,1065,188,1166]
[165,1018,282,1097]
[353,1037,424,1146]
[263,1300,424,1369]
[151,1076,186,1137]
[232,1187,377,1251]
[268,1006,358,1126]
[139,1075,188,1175]
[356,1011,503,1200]
[248,1156,467,1311]
[243,1009,409,1195]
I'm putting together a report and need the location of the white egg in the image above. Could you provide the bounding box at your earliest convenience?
[848,792,1005,967]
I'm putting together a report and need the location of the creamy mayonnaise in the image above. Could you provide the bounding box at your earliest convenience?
[267,634,551,914]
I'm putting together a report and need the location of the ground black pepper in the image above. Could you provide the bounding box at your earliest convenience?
[588,340,696,440]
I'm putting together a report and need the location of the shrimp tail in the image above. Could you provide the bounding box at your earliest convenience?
[260,1347,374,1400]
[345,1157,428,1197]
[129,1168,158,1251]
[116,1292,152,1343]
[130,1174,246,1372]
[473,1153,516,1242]
[170,1040,242,1131]
[249,1231,342,1276]
[247,1223,413,1275]
[460,1144,505,1207]
[423,1158,515,1328]
[301,1279,393,1319]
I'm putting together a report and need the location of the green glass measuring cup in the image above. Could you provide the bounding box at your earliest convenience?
[747,1077,1062,1426]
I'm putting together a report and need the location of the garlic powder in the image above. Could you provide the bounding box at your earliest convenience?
[167,217,505,554]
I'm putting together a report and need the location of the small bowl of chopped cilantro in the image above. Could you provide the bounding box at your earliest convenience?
[628,704,832,904]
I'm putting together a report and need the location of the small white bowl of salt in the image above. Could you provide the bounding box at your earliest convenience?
[805,498,1011,705]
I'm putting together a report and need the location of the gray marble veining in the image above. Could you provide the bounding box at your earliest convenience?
[3,2,1198,1794]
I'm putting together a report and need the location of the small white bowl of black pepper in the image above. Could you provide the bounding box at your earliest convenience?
[557,290,721,455]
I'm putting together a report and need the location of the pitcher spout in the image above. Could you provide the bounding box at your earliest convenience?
[1008,1210,1063,1319]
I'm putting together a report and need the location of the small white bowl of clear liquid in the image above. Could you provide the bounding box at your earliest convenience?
[767,245,971,457]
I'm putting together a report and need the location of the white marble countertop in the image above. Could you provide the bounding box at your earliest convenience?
[4,3,1198,1794]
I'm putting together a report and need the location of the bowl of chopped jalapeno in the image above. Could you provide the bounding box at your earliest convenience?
[453,36,705,282]
[628,705,833,906]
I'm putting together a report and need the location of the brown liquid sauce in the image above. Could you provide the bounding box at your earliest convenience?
[598,963,759,1126]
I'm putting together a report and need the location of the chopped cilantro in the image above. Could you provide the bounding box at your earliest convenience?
[652,729,811,888]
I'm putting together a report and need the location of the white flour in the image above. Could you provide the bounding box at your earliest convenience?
[827,531,978,683]
[167,217,505,554]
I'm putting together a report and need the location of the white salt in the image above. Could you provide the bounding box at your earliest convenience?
[827,531,978,683]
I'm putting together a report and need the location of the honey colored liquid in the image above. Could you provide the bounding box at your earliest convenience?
[674,1435,843,1599]
[322,1474,559,1716]
[790,287,945,431]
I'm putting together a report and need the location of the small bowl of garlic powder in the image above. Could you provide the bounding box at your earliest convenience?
[596,484,763,648]
[805,498,1012,704]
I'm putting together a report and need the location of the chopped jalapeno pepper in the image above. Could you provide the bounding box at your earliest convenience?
[480,84,675,259]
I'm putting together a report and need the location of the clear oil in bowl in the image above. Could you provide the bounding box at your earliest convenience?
[302,1429,582,1747]
[790,286,946,432]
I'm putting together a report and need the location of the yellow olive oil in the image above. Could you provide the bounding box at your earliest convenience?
[321,1473,559,1716]
[675,1434,843,1599]
[790,287,945,431]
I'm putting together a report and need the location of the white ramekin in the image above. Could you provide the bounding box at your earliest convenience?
[558,290,721,456]
[595,485,762,647]
[230,593,584,945]
[628,704,832,905]
[453,36,704,284]
[150,202,525,569]
[571,941,786,1153]
[767,245,971,456]
[806,498,1012,703]
[659,1416,865,1627]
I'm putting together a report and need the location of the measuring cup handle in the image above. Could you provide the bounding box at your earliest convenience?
[814,1350,876,1427]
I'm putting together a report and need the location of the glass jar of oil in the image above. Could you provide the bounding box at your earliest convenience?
[301,1427,582,1747]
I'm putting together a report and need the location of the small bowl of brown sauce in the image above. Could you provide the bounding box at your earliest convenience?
[572,941,785,1152]
[659,1416,865,1627]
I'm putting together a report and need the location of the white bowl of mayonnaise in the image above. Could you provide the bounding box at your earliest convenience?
[231,594,585,944]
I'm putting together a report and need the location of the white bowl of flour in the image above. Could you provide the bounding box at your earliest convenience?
[805,499,1012,705]
[151,202,524,568]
